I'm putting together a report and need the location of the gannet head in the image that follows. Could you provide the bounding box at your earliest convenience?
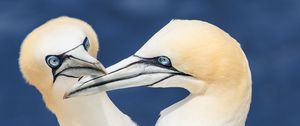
[19,16,106,96]
[65,20,251,98]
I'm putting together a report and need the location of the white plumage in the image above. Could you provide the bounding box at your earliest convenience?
[66,20,252,126]
[19,16,136,126]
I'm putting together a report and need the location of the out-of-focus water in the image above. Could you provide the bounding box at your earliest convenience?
[0,0,299,126]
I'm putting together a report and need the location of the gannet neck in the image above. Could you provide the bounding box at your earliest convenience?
[61,19,252,126]
[42,78,136,126]
[157,79,251,126]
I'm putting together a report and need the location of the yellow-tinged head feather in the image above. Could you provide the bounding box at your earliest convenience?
[136,19,251,89]
[19,16,99,90]
[133,20,252,125]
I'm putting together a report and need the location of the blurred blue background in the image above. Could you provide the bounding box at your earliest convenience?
[0,0,299,126]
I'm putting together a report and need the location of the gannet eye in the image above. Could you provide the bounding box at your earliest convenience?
[157,56,171,67]
[46,55,61,69]
[83,37,90,51]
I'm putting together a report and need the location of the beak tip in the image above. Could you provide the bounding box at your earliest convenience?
[99,68,107,75]
[63,90,74,99]
[63,93,70,99]
[95,62,107,75]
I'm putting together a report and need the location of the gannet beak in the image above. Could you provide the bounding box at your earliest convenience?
[64,55,190,99]
[52,47,107,83]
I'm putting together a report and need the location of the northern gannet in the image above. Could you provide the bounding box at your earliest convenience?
[65,20,252,126]
[19,17,136,126]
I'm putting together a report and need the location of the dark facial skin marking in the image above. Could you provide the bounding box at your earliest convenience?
[68,55,192,95]
[45,37,92,83]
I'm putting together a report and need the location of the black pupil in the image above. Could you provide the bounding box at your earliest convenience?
[158,56,171,66]
[47,56,60,68]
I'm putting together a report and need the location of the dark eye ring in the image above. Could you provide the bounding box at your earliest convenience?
[157,56,171,67]
[83,37,90,51]
[46,55,61,69]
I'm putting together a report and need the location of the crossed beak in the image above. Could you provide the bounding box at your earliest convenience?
[64,55,190,99]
